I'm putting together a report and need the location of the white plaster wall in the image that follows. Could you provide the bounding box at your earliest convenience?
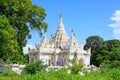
[11,66,19,71]
[69,53,90,66]
[39,54,50,65]
[84,55,91,66]
[69,54,74,60]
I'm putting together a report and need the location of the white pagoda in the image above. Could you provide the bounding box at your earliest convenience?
[29,14,91,67]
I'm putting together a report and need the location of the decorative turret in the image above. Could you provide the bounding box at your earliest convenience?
[40,31,48,47]
[70,28,78,47]
[71,28,74,39]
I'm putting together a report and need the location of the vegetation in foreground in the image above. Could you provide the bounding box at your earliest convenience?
[0,67,120,80]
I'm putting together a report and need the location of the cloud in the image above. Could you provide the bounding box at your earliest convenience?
[109,10,120,39]
[23,44,35,54]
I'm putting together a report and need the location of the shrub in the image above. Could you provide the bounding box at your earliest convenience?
[71,63,83,74]
[23,60,47,75]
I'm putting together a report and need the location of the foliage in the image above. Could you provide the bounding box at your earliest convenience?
[70,52,83,74]
[97,39,120,68]
[85,36,120,68]
[0,0,47,63]
[84,36,104,66]
[23,60,47,74]
[0,67,120,80]
[23,54,29,63]
[0,15,23,63]
[70,64,83,74]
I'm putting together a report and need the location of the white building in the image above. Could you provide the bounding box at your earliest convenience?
[29,14,91,67]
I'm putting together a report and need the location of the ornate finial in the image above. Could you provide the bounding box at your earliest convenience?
[59,13,63,23]
[71,28,73,33]
[74,32,75,36]
[60,13,62,18]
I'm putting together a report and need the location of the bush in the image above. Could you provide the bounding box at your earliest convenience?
[22,60,47,75]
[110,61,120,68]
[70,52,83,74]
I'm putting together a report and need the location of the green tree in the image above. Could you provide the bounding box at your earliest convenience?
[23,54,29,63]
[84,36,104,66]
[0,0,47,63]
[97,39,120,68]
[0,15,22,63]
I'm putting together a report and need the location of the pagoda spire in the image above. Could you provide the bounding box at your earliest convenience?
[60,13,62,23]
[56,13,66,34]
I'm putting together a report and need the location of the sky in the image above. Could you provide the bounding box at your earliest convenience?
[23,0,120,53]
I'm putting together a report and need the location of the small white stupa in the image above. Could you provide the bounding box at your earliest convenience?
[29,13,91,67]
